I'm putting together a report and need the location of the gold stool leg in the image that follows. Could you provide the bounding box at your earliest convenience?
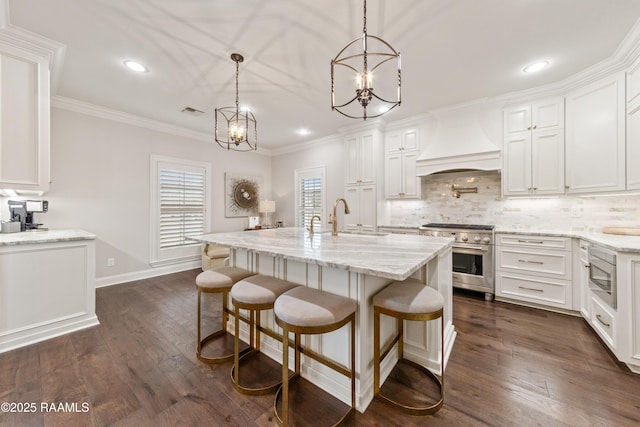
[282,324,289,427]
[373,306,380,396]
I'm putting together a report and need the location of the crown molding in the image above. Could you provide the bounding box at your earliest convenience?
[0,24,66,94]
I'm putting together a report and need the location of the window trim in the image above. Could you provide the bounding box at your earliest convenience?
[150,155,211,267]
[294,166,326,228]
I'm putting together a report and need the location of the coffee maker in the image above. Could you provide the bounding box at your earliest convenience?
[8,200,48,231]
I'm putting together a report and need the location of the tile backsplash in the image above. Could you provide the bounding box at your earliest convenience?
[385,171,640,231]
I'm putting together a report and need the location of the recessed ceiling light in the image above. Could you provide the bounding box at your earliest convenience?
[124,60,148,73]
[523,61,549,73]
[240,106,252,113]
[377,106,390,114]
[297,129,310,136]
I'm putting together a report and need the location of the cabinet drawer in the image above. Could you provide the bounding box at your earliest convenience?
[590,295,616,349]
[496,247,571,280]
[497,234,571,250]
[496,273,571,309]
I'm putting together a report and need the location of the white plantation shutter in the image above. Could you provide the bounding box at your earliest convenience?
[159,169,205,249]
[295,167,326,228]
[150,155,211,267]
[298,176,322,228]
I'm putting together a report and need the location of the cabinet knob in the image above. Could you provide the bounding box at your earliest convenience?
[532,125,537,130]
[527,126,532,131]
[565,185,570,190]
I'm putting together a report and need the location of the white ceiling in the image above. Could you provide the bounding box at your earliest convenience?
[7,0,640,150]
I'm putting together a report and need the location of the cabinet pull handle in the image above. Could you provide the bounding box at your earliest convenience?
[527,126,532,130]
[596,314,610,328]
[532,125,537,130]
[518,286,544,293]
[565,185,570,190]
[518,239,544,244]
[518,259,544,265]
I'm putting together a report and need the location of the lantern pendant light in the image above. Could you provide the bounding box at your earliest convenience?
[215,53,257,151]
[331,0,401,120]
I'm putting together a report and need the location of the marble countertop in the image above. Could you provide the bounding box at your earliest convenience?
[0,229,96,246]
[189,227,453,281]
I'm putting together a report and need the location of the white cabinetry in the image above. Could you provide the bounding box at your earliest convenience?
[613,252,640,373]
[344,184,376,232]
[502,98,564,196]
[495,234,574,311]
[384,127,420,199]
[0,234,98,353]
[626,59,640,190]
[343,127,382,233]
[578,240,591,318]
[345,130,379,186]
[565,72,626,194]
[0,33,53,195]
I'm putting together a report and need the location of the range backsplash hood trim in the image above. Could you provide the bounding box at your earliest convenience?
[415,150,501,176]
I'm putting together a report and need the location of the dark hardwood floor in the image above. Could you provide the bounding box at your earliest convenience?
[1,269,639,426]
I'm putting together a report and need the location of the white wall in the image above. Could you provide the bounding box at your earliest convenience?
[39,107,271,282]
[271,135,344,229]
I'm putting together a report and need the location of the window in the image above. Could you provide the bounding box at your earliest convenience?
[150,155,211,266]
[295,166,326,228]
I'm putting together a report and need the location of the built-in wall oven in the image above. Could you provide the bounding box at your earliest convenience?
[588,244,617,309]
[419,223,494,300]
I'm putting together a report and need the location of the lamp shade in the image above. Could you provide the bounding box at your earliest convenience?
[259,200,276,213]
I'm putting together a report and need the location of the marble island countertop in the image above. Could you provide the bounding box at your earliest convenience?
[190,227,453,280]
[0,229,96,246]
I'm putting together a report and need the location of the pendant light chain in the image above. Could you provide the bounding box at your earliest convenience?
[363,0,368,75]
[235,59,240,115]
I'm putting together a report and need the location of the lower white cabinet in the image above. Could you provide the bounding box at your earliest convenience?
[377,226,419,235]
[589,294,616,349]
[495,233,574,311]
[0,235,98,353]
[344,184,376,232]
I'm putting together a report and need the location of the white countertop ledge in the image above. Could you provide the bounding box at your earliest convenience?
[190,228,453,281]
[0,229,96,246]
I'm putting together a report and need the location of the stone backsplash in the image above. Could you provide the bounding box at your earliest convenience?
[384,171,640,232]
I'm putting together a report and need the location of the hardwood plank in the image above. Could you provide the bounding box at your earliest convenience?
[2,271,639,426]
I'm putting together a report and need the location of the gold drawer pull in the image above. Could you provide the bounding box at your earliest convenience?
[518,286,544,293]
[596,314,611,328]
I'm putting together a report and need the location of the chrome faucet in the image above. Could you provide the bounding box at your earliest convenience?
[308,214,321,236]
[329,198,350,236]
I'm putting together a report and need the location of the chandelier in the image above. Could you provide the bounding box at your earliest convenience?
[215,53,257,151]
[331,0,401,120]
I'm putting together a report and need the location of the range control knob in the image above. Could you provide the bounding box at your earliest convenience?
[474,236,481,243]
[482,236,491,244]
[460,234,468,242]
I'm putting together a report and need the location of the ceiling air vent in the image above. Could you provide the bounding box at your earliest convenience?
[181,106,205,116]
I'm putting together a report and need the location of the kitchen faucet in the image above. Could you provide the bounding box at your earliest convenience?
[329,198,350,236]
[308,214,321,236]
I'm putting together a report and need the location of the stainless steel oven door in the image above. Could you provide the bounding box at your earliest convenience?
[588,256,616,309]
[451,245,494,295]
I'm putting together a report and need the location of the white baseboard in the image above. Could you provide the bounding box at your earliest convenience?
[95,260,201,288]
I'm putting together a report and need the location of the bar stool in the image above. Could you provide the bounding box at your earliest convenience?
[230,275,300,395]
[196,266,255,363]
[273,286,357,427]
[373,278,444,415]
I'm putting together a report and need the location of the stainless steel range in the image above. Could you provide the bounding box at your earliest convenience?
[419,223,495,300]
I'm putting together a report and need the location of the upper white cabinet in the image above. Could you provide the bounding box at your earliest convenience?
[0,37,52,195]
[502,98,565,196]
[565,72,626,194]
[345,128,382,186]
[385,127,420,199]
[626,58,640,190]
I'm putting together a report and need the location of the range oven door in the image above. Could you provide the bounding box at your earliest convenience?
[588,255,616,309]
[452,245,494,294]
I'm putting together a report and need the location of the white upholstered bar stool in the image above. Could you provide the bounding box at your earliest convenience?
[273,286,358,427]
[196,266,255,363]
[373,278,444,415]
[230,275,300,395]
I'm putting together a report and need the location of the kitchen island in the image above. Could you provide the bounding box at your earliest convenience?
[0,229,98,353]
[190,227,454,412]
